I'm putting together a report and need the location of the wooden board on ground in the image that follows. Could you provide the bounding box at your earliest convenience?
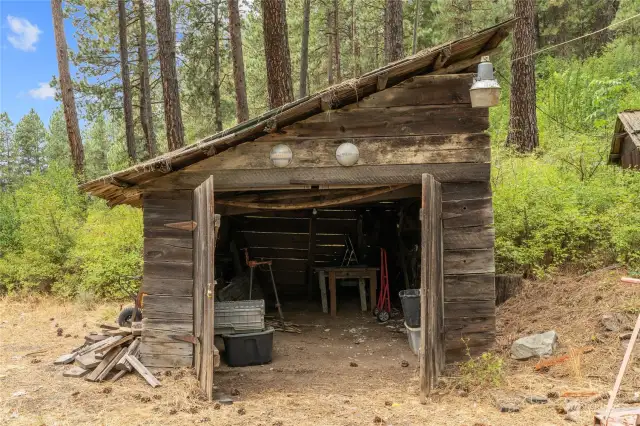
[116,338,141,372]
[63,366,89,378]
[126,354,161,387]
[85,334,108,343]
[96,335,132,356]
[111,369,127,382]
[75,352,102,369]
[54,353,77,365]
[95,347,128,382]
[85,348,120,382]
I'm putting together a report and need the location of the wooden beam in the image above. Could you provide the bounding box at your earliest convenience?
[419,173,444,402]
[139,163,490,191]
[376,73,389,91]
[164,221,197,231]
[307,210,317,301]
[431,47,501,75]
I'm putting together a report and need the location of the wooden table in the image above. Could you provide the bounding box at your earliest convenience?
[315,267,379,317]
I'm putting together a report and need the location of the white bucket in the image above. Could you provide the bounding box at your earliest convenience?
[405,321,420,355]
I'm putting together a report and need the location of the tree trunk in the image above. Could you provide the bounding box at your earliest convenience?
[412,0,420,54]
[327,9,334,85]
[51,0,84,176]
[351,0,360,77]
[299,0,311,98]
[507,0,539,152]
[118,0,137,163]
[227,0,250,123]
[137,0,156,158]
[384,0,404,63]
[333,0,341,83]
[261,0,294,108]
[212,0,222,132]
[155,0,185,151]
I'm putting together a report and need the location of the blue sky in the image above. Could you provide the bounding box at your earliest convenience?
[0,0,76,127]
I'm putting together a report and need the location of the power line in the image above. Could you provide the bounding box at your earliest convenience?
[511,11,640,63]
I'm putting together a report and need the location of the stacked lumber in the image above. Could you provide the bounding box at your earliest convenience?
[54,322,160,387]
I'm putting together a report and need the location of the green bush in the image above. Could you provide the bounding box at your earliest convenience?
[62,202,142,297]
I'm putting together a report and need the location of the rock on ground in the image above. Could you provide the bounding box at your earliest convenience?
[510,331,558,360]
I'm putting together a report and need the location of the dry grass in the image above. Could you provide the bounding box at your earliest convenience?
[1,268,639,425]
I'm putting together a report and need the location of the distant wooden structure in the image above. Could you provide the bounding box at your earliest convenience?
[609,110,640,169]
[80,20,514,398]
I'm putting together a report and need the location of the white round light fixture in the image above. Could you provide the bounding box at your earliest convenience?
[336,142,359,166]
[269,144,293,168]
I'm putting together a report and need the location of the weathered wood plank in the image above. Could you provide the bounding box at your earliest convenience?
[442,197,493,228]
[85,348,120,382]
[259,105,488,139]
[445,316,495,334]
[443,249,495,275]
[442,182,491,201]
[63,366,89,378]
[140,163,491,191]
[115,338,141,372]
[142,295,193,318]
[143,207,192,224]
[188,134,490,171]
[419,173,444,401]
[126,354,161,387]
[144,261,193,279]
[357,74,473,107]
[444,300,495,319]
[95,347,128,382]
[144,191,193,202]
[443,226,494,250]
[139,354,192,368]
[241,231,345,248]
[239,217,356,234]
[144,238,193,263]
[142,278,193,296]
[444,273,495,301]
[140,340,193,356]
[246,246,346,259]
[445,332,496,360]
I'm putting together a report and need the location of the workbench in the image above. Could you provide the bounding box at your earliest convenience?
[315,267,379,317]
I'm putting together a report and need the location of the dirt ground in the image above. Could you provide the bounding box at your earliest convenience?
[1,268,640,425]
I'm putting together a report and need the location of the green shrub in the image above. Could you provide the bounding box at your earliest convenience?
[457,351,504,389]
[62,202,142,298]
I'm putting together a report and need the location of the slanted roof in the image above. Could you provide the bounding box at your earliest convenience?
[80,19,514,207]
[610,110,640,167]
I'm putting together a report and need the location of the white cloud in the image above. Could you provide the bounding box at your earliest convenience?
[28,83,55,100]
[6,16,42,52]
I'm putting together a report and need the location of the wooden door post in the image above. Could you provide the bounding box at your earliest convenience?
[419,173,444,403]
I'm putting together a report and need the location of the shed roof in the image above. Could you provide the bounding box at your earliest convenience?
[609,110,640,165]
[80,19,514,207]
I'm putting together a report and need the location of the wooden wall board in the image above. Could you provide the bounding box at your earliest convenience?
[257,105,488,139]
[442,197,493,228]
[443,249,495,275]
[443,226,494,250]
[139,163,491,192]
[443,274,495,301]
[187,134,490,171]
[142,278,193,296]
[141,192,194,369]
[355,74,473,108]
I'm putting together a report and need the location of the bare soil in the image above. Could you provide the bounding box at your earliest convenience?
[1,268,639,425]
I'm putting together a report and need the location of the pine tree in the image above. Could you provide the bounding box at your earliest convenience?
[228,0,250,122]
[155,0,185,150]
[118,0,137,162]
[0,113,15,189]
[384,0,404,63]
[299,0,311,98]
[12,110,47,178]
[261,0,294,108]
[45,107,73,168]
[137,0,157,158]
[51,0,84,176]
[507,0,539,152]
[85,114,112,179]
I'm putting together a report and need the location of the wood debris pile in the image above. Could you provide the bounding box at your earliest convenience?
[53,322,160,387]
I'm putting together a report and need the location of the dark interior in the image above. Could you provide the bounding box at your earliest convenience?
[213,198,422,314]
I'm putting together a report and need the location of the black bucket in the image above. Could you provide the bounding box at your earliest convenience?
[399,289,421,327]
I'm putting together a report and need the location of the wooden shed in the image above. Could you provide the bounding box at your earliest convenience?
[80,20,513,398]
[609,110,640,169]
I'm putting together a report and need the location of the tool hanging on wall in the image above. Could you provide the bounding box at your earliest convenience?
[244,248,285,322]
[374,248,391,322]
